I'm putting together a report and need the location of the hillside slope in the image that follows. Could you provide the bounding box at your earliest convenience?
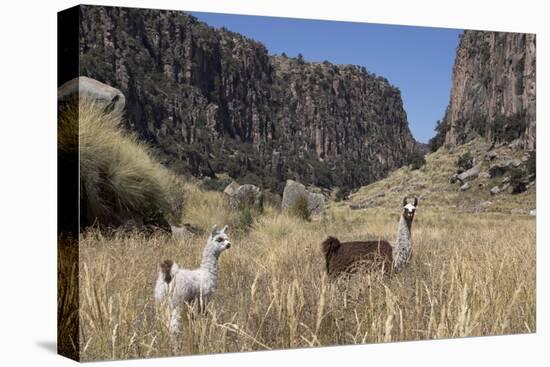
[77,5,419,192]
[345,139,535,214]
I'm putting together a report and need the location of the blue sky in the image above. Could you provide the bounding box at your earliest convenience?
[191,12,462,143]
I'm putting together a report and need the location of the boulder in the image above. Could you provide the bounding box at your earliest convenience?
[58,76,126,112]
[308,193,326,216]
[530,209,536,216]
[459,182,471,191]
[223,182,263,211]
[449,173,459,184]
[485,151,498,161]
[282,179,325,216]
[490,186,501,195]
[171,225,195,240]
[511,159,522,168]
[489,160,514,178]
[457,164,481,183]
[223,181,240,197]
[479,172,491,180]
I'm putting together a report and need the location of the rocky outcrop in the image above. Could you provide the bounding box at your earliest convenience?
[442,31,536,149]
[282,180,325,216]
[77,5,418,191]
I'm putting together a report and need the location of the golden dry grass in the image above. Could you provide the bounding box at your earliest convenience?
[67,184,535,361]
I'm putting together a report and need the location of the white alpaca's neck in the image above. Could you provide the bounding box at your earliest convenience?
[393,214,413,271]
[200,241,219,277]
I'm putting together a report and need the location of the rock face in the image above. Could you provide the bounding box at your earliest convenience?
[58,76,126,112]
[78,5,419,192]
[282,180,325,216]
[442,31,536,149]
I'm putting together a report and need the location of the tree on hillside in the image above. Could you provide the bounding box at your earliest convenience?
[408,151,426,170]
[428,120,449,152]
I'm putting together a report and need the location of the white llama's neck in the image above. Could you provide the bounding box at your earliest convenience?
[393,214,413,271]
[200,241,220,276]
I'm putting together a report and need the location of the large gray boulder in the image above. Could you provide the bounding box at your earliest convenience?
[223,182,263,211]
[282,180,325,216]
[58,76,126,112]
[489,160,514,178]
[485,151,498,161]
[457,164,481,183]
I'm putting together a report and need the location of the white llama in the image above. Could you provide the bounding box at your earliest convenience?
[392,197,417,272]
[154,224,231,333]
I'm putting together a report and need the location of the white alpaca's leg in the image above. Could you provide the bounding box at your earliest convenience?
[170,305,182,334]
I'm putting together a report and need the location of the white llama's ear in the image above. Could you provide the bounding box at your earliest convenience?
[402,197,408,207]
[413,197,418,207]
[221,225,228,233]
[211,224,218,237]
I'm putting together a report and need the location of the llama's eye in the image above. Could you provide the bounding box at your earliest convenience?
[216,237,224,242]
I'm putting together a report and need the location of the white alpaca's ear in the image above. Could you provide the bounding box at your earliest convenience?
[403,197,408,207]
[413,197,418,207]
[211,224,218,237]
[221,225,228,233]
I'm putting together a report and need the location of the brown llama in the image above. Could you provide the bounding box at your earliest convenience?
[322,197,418,278]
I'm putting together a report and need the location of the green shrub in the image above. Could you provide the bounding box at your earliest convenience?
[510,168,527,195]
[526,151,536,178]
[289,195,310,221]
[238,205,254,230]
[59,97,183,229]
[428,120,449,152]
[493,112,527,143]
[335,186,351,202]
[457,152,474,172]
[408,152,426,170]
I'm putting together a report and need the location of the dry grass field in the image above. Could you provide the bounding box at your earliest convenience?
[70,181,535,361]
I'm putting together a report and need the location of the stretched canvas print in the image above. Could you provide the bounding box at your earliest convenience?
[57,4,536,362]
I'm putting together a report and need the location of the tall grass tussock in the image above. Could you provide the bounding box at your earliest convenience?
[58,98,183,228]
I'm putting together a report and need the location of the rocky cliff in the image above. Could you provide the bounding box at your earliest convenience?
[442,30,536,150]
[78,5,418,192]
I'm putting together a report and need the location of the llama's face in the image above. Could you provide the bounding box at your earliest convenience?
[209,225,232,254]
[402,198,418,221]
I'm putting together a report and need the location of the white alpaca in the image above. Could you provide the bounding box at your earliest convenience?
[154,224,231,333]
[392,197,417,272]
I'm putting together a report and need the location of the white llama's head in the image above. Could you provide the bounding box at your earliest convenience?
[207,224,232,255]
[402,197,418,221]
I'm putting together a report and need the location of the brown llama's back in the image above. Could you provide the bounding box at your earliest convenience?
[321,237,393,278]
